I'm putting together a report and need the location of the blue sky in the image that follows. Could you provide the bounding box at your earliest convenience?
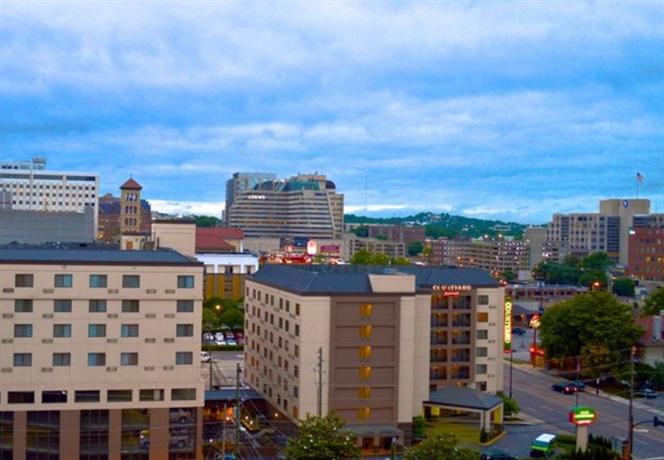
[1,1,663,223]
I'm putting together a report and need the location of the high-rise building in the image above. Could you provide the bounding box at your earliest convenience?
[227,173,344,240]
[547,199,650,266]
[244,265,505,447]
[224,172,277,222]
[0,245,204,459]
[0,158,100,233]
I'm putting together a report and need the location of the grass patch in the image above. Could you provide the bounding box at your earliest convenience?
[425,422,481,444]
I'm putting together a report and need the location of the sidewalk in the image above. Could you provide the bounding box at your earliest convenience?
[510,361,664,417]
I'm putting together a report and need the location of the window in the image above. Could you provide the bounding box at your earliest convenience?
[14,324,32,337]
[89,274,107,288]
[14,299,33,313]
[54,274,73,288]
[42,390,68,403]
[13,353,32,367]
[177,300,194,312]
[87,353,106,366]
[53,353,71,366]
[176,352,193,365]
[177,275,194,289]
[476,347,488,357]
[477,312,489,323]
[477,295,489,305]
[121,324,139,337]
[296,303,300,316]
[359,345,372,360]
[360,303,373,318]
[295,324,299,336]
[75,390,100,402]
[54,299,72,312]
[476,329,488,340]
[139,389,164,401]
[358,387,372,399]
[171,388,196,401]
[8,391,34,404]
[477,381,487,391]
[357,407,371,420]
[15,274,33,287]
[476,364,487,375]
[88,324,106,337]
[121,300,139,313]
[108,390,132,402]
[122,275,140,288]
[176,324,194,337]
[359,365,372,380]
[89,299,107,313]
[359,325,373,339]
[53,324,72,338]
[120,353,138,366]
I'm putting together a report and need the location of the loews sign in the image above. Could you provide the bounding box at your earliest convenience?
[504,296,512,351]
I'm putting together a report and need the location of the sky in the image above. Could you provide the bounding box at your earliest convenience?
[1,1,663,223]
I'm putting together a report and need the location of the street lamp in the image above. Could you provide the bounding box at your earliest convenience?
[215,304,221,311]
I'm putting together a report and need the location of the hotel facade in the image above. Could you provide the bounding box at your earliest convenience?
[0,246,204,459]
[243,265,505,447]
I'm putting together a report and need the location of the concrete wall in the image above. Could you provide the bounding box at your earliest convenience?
[153,222,196,257]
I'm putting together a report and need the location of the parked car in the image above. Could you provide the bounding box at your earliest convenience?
[225,332,235,340]
[570,380,586,392]
[200,351,211,363]
[481,448,518,459]
[552,382,576,394]
[215,338,227,346]
[636,388,658,399]
[512,327,527,336]
[215,332,224,341]
[226,339,237,346]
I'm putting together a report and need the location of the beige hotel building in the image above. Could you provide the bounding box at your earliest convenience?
[0,245,204,460]
[244,265,505,448]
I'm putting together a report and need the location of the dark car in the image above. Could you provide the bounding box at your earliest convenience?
[552,382,576,394]
[512,327,527,336]
[636,388,658,399]
[481,448,518,460]
[571,380,586,392]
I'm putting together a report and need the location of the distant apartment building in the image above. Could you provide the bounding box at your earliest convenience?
[197,253,259,301]
[524,227,548,269]
[546,199,650,266]
[0,245,204,459]
[363,225,425,247]
[343,235,406,260]
[224,172,277,222]
[628,227,664,282]
[227,173,344,240]
[0,158,100,233]
[430,238,529,275]
[244,265,504,447]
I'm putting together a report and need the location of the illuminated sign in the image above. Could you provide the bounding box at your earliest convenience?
[432,284,472,292]
[246,194,266,200]
[306,240,318,256]
[504,296,512,351]
[569,407,596,426]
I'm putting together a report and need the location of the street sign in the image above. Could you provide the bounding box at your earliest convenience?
[569,406,597,426]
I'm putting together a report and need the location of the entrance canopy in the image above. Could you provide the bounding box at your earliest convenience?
[347,424,403,438]
[425,387,502,411]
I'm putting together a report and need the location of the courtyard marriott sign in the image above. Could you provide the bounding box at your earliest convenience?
[504,296,513,351]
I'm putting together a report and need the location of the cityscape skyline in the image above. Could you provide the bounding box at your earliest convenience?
[1,2,663,223]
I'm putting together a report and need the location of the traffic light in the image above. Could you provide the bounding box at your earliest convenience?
[655,416,662,427]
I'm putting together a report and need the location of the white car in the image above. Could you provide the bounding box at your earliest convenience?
[200,351,211,362]
[215,338,227,346]
[226,339,237,346]
[215,332,224,341]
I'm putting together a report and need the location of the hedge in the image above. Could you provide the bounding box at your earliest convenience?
[202,344,244,352]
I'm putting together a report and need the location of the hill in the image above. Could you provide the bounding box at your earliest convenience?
[345,212,531,239]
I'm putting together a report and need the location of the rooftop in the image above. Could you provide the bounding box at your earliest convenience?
[120,177,142,190]
[0,243,201,266]
[426,387,503,411]
[196,227,244,252]
[250,264,498,295]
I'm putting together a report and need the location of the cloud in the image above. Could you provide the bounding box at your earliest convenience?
[150,199,223,217]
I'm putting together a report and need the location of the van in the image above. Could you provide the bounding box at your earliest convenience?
[530,433,556,457]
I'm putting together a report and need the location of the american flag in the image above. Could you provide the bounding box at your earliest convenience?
[636,172,644,183]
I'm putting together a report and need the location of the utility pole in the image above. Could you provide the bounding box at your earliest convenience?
[575,357,580,407]
[221,403,227,458]
[317,347,323,417]
[235,363,241,458]
[209,355,213,390]
[627,346,636,460]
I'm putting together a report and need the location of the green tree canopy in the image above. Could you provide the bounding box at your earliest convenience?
[404,434,479,460]
[202,308,218,332]
[644,287,664,316]
[407,241,424,256]
[501,269,517,283]
[391,257,411,266]
[218,308,244,329]
[193,215,221,227]
[352,226,369,237]
[580,252,613,270]
[350,249,391,265]
[284,413,360,460]
[539,291,643,361]
[612,278,635,297]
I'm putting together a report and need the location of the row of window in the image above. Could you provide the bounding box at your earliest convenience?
[13,274,195,289]
[248,287,301,316]
[10,323,194,338]
[10,351,197,367]
[8,299,194,313]
[1,388,196,404]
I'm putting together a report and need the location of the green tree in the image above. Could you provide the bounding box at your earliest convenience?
[501,269,517,283]
[411,415,426,440]
[391,257,411,266]
[580,252,613,270]
[643,287,664,316]
[370,252,391,265]
[612,278,635,297]
[404,434,479,460]
[580,343,617,379]
[352,226,369,238]
[350,249,372,265]
[218,307,244,329]
[407,241,424,256]
[498,393,520,416]
[578,269,607,289]
[422,245,433,259]
[193,215,221,227]
[375,234,388,241]
[284,413,360,460]
[540,291,643,361]
[202,308,218,333]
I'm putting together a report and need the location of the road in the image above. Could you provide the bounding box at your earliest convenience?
[495,364,664,459]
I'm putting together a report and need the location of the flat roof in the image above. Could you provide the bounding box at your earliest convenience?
[0,244,202,266]
[250,264,498,295]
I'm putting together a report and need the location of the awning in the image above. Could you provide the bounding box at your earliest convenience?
[425,387,503,411]
[347,424,403,437]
